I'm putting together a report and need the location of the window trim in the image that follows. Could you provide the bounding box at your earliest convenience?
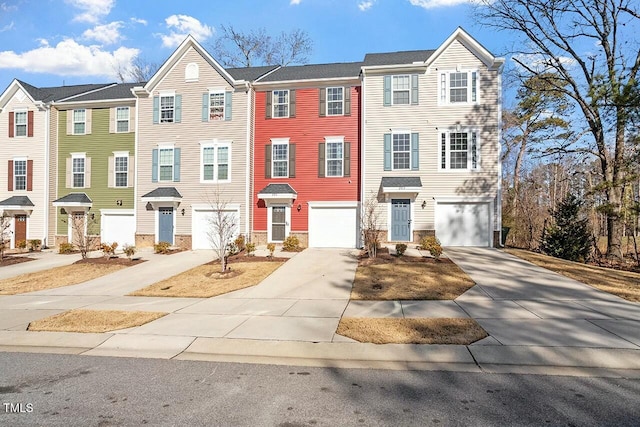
[13,157,27,191]
[272,89,290,119]
[391,132,411,171]
[271,138,289,178]
[72,109,86,135]
[392,75,411,105]
[200,141,232,183]
[159,94,176,124]
[326,87,344,116]
[113,151,129,188]
[158,146,175,182]
[71,153,86,188]
[325,136,344,177]
[439,70,479,105]
[115,107,130,133]
[439,129,481,171]
[13,109,28,137]
[208,90,225,121]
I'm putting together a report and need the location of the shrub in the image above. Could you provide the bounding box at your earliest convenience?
[227,241,239,256]
[122,244,136,260]
[59,242,74,254]
[154,241,171,254]
[101,242,118,257]
[541,194,591,262]
[246,242,256,256]
[419,236,443,260]
[395,243,407,256]
[266,243,276,257]
[282,235,300,252]
[234,235,246,252]
[28,239,41,251]
[16,239,27,250]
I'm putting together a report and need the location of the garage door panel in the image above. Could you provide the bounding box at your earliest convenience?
[102,213,135,247]
[309,206,357,248]
[192,210,239,250]
[435,203,490,247]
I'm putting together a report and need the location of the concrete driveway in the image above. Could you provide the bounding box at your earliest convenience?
[446,247,640,349]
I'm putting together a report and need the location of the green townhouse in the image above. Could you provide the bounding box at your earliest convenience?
[52,83,137,248]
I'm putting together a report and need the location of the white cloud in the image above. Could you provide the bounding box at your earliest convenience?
[512,53,576,72]
[290,0,302,4]
[82,21,124,45]
[358,0,375,11]
[408,0,477,8]
[0,2,18,12]
[0,38,139,79]
[130,17,147,26]
[160,14,213,48]
[0,21,14,32]
[65,0,114,23]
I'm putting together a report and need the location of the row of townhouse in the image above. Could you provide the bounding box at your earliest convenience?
[0,27,504,251]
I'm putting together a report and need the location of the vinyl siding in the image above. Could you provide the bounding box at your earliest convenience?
[253,86,361,232]
[48,107,59,246]
[136,46,249,239]
[363,38,500,236]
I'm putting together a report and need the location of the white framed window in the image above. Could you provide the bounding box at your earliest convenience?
[201,142,231,183]
[114,154,128,187]
[325,138,344,177]
[73,109,86,134]
[326,87,344,116]
[273,90,289,118]
[272,141,289,177]
[14,159,26,190]
[392,75,411,105]
[392,133,411,170]
[14,110,27,137]
[209,91,225,121]
[440,70,478,104]
[72,154,85,187]
[440,130,480,171]
[159,147,174,181]
[160,95,175,123]
[116,107,129,133]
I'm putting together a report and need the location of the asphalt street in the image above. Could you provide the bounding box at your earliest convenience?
[0,353,639,426]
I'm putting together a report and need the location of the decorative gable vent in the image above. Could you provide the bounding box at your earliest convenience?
[185,63,199,82]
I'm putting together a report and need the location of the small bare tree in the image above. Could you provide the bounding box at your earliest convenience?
[361,193,382,259]
[0,214,12,262]
[205,188,238,273]
[66,212,100,259]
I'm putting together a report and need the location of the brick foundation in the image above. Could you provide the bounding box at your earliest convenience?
[175,235,192,250]
[289,232,308,248]
[135,234,155,248]
[251,232,267,246]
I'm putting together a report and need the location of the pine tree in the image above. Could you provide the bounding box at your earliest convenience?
[541,194,592,262]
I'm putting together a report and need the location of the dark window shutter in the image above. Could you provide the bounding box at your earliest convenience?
[344,142,351,177]
[289,90,296,118]
[27,111,34,137]
[152,96,159,124]
[151,149,158,182]
[319,88,326,117]
[383,76,391,106]
[384,134,391,171]
[202,93,208,122]
[7,160,13,191]
[225,91,232,121]
[344,87,351,116]
[27,160,33,191]
[411,74,419,105]
[411,133,419,170]
[264,145,271,178]
[8,112,14,138]
[318,143,325,177]
[289,143,296,177]
[266,92,272,119]
[173,147,181,181]
[174,95,182,123]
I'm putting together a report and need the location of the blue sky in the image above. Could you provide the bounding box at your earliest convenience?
[0,0,506,91]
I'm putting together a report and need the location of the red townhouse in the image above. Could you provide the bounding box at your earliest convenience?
[252,62,362,248]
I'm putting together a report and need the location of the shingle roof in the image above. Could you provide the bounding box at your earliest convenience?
[363,50,435,66]
[258,183,297,195]
[227,65,280,82]
[381,177,423,188]
[0,196,34,207]
[142,187,183,198]
[17,80,114,103]
[61,83,139,102]
[53,193,93,204]
[259,62,362,82]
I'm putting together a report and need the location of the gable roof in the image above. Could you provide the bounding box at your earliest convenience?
[17,80,114,103]
[258,62,363,83]
[363,50,435,67]
[425,27,504,70]
[227,65,280,82]
[58,83,139,103]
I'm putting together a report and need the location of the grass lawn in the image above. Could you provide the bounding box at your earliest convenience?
[337,318,488,344]
[0,262,128,295]
[129,260,284,298]
[351,257,475,300]
[27,309,166,333]
[506,248,640,303]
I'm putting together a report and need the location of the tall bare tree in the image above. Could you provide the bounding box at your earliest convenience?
[478,0,640,260]
[212,25,313,68]
[114,57,160,83]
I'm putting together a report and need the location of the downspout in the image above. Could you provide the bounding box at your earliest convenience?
[360,72,366,249]
[245,82,252,240]
[134,96,139,242]
[496,67,503,248]
[43,103,50,248]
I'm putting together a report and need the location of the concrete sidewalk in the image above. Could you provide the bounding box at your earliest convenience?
[0,250,83,280]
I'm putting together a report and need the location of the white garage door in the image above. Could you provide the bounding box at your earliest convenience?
[101,211,135,247]
[192,209,240,250]
[435,202,491,247]
[308,204,357,248]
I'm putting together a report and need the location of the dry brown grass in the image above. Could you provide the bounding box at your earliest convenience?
[505,249,640,303]
[337,318,488,344]
[129,261,284,298]
[27,309,166,333]
[0,263,127,295]
[351,258,475,300]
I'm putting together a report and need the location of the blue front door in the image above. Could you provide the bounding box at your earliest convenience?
[158,207,174,244]
[391,199,411,241]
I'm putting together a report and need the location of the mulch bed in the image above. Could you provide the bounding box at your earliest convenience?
[0,256,35,267]
[74,257,146,266]
[205,253,289,265]
[358,248,452,266]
